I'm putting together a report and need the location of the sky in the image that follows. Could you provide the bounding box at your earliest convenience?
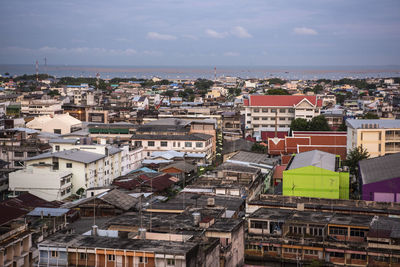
[0,0,400,66]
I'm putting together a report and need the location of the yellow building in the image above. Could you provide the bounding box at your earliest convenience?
[346,119,400,158]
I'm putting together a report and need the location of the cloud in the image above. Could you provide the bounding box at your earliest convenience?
[146,32,177,40]
[224,52,240,57]
[293,27,318,35]
[143,50,163,56]
[182,34,198,40]
[2,46,136,56]
[231,26,252,38]
[205,29,227,38]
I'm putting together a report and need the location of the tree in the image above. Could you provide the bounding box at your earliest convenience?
[308,115,331,131]
[266,88,289,95]
[268,78,286,85]
[251,143,267,153]
[290,118,309,131]
[313,84,323,94]
[344,146,370,176]
[194,79,213,91]
[362,113,379,119]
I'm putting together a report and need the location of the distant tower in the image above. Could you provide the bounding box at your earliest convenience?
[44,57,47,76]
[214,66,217,82]
[35,60,39,81]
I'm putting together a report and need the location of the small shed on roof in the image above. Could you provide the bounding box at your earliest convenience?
[66,189,138,217]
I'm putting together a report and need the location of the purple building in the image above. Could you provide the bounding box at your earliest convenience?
[359,153,400,203]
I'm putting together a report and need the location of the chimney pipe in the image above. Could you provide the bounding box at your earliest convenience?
[92,225,98,236]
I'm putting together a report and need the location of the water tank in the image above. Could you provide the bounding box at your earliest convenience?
[192,212,201,226]
[138,228,146,239]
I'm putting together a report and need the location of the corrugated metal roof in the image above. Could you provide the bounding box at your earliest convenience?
[346,119,400,129]
[27,149,106,163]
[288,150,336,172]
[27,207,69,217]
[359,153,400,184]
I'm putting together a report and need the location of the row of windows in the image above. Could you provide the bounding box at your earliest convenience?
[253,117,294,121]
[253,108,295,113]
[147,141,204,148]
[253,124,291,128]
[1,151,37,157]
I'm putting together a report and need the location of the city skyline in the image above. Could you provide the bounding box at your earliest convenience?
[0,0,400,66]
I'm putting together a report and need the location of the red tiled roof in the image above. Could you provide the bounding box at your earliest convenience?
[268,138,285,155]
[272,165,286,179]
[261,131,288,140]
[247,95,322,107]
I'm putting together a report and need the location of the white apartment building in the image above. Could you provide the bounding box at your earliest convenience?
[243,95,322,131]
[346,119,400,158]
[131,133,213,162]
[11,143,125,198]
[20,99,63,116]
[9,164,73,201]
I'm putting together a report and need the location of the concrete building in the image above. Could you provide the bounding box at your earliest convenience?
[246,207,400,266]
[346,119,400,158]
[359,152,400,202]
[282,150,349,199]
[26,113,82,135]
[9,164,73,201]
[15,145,123,196]
[243,95,322,132]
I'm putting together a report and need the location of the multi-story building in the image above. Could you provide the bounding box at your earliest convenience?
[0,129,52,169]
[9,164,73,201]
[346,119,400,158]
[243,95,322,133]
[20,98,63,116]
[0,222,36,267]
[246,207,400,266]
[131,119,215,162]
[10,143,124,198]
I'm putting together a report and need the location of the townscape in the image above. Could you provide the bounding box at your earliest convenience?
[0,72,399,266]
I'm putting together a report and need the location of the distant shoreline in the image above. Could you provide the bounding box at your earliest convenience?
[1,64,400,80]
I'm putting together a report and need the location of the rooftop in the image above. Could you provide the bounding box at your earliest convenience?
[346,119,400,129]
[287,150,336,172]
[27,149,106,164]
[359,152,400,184]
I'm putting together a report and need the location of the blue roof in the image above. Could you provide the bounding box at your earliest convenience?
[128,167,157,174]
[27,207,69,217]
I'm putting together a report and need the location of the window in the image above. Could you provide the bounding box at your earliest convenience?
[51,251,59,258]
[331,252,344,258]
[54,129,62,134]
[185,142,192,148]
[253,108,260,113]
[250,220,267,229]
[148,141,155,147]
[253,117,260,120]
[262,108,268,113]
[80,253,87,260]
[262,117,268,120]
[173,142,176,147]
[350,228,365,237]
[279,117,285,121]
[108,255,115,261]
[2,150,6,154]
[139,256,148,263]
[196,142,203,148]
[134,141,142,147]
[351,254,366,260]
[55,145,60,151]
[27,151,37,157]
[288,108,295,113]
[279,109,286,113]
[66,163,72,168]
[167,259,175,266]
[14,151,24,157]
[271,109,276,113]
[329,226,348,236]
[161,141,168,147]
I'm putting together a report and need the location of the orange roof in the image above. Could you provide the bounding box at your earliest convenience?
[246,95,322,107]
[273,165,286,179]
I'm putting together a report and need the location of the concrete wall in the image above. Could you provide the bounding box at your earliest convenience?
[362,177,400,202]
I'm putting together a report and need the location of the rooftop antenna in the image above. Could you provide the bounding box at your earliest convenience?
[214,66,217,82]
[35,60,39,82]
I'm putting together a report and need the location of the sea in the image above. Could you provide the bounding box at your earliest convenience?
[1,64,400,80]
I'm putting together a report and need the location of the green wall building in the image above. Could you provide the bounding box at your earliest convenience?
[282,150,349,199]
